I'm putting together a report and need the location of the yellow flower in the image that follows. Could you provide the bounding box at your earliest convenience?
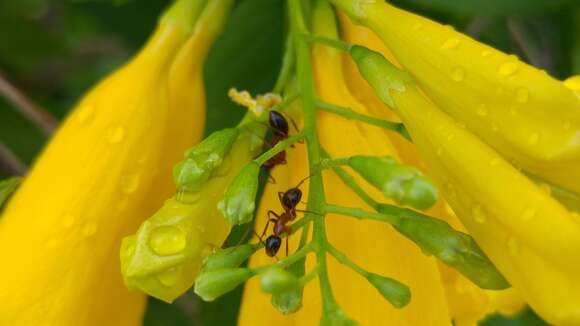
[0,0,225,324]
[342,8,580,323]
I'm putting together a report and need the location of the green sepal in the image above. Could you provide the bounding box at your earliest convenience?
[217,161,260,225]
[173,128,239,192]
[201,244,257,273]
[348,155,438,210]
[366,273,411,308]
[0,177,22,212]
[194,268,253,302]
[378,204,510,290]
[349,45,413,108]
[260,268,300,294]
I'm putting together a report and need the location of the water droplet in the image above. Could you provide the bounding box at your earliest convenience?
[489,158,501,166]
[412,23,424,30]
[481,50,492,58]
[82,223,97,237]
[76,105,95,125]
[121,173,140,194]
[106,127,125,144]
[491,123,499,132]
[446,134,455,141]
[472,205,487,223]
[528,132,540,145]
[506,237,519,256]
[476,104,488,117]
[437,147,444,156]
[451,67,465,82]
[443,25,455,32]
[150,226,186,256]
[521,207,536,222]
[441,38,460,50]
[515,88,529,103]
[175,191,201,204]
[157,267,182,287]
[498,62,519,76]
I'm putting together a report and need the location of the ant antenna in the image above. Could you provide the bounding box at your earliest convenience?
[295,173,316,188]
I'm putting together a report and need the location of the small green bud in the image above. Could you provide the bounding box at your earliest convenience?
[378,204,509,290]
[201,244,256,273]
[173,128,238,192]
[348,155,438,210]
[218,162,260,225]
[272,289,303,315]
[194,268,253,302]
[0,177,22,211]
[366,273,411,308]
[260,268,299,294]
[321,308,360,326]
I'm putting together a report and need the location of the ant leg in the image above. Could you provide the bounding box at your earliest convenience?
[278,192,284,204]
[286,236,289,257]
[267,174,277,184]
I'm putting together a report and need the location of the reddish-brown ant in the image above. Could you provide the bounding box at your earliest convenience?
[261,110,300,173]
[258,176,312,257]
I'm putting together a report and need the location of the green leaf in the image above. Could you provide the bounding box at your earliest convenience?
[0,177,22,211]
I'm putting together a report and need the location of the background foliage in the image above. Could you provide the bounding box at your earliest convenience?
[0,0,578,324]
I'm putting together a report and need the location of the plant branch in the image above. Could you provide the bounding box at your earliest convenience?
[0,71,57,136]
[0,142,27,176]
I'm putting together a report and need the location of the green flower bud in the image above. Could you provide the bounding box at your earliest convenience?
[260,268,299,294]
[378,204,509,290]
[366,273,411,308]
[0,177,22,211]
[271,289,303,315]
[348,155,438,210]
[321,308,360,326]
[201,244,256,273]
[173,128,239,192]
[218,162,260,225]
[194,268,253,302]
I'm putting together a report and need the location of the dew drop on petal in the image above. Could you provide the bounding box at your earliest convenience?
[121,173,140,194]
[150,226,187,256]
[498,62,519,76]
[441,38,461,50]
[521,207,537,222]
[481,50,492,58]
[157,267,182,287]
[472,205,487,224]
[451,67,465,82]
[528,132,540,145]
[106,127,125,144]
[515,88,530,104]
[82,223,97,237]
[476,104,488,117]
[76,105,95,125]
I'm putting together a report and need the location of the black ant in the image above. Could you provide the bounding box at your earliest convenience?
[258,176,311,257]
[261,110,300,173]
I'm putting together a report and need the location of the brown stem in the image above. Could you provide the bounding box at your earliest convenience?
[0,71,58,136]
[0,142,27,176]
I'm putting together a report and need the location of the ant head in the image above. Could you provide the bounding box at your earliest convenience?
[265,235,282,257]
[269,110,289,137]
[282,188,302,210]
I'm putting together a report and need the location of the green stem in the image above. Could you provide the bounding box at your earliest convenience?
[274,33,296,94]
[321,148,379,209]
[298,266,320,286]
[325,204,401,226]
[300,33,352,51]
[326,242,369,277]
[316,101,411,141]
[252,243,314,274]
[253,132,305,165]
[288,0,339,314]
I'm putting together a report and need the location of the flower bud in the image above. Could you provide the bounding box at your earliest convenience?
[378,204,509,290]
[0,177,21,210]
[173,128,239,192]
[366,273,410,308]
[260,268,299,294]
[348,155,438,209]
[194,268,253,302]
[321,308,360,326]
[271,289,303,315]
[218,161,260,225]
[201,244,256,273]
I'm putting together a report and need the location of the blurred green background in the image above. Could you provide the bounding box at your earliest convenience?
[0,0,578,324]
